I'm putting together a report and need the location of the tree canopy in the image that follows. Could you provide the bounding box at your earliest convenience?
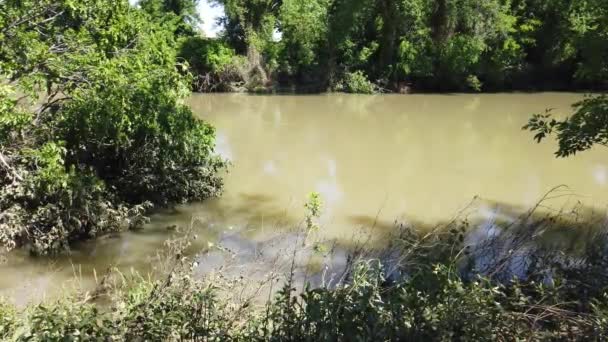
[0,0,225,254]
[189,0,608,92]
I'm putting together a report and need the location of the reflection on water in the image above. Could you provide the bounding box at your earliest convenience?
[190,93,606,231]
[3,92,607,305]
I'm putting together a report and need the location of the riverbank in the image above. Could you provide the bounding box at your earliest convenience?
[0,1,228,258]
[181,0,608,95]
[4,92,607,306]
[2,199,608,340]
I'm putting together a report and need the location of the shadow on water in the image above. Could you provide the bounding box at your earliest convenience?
[283,192,608,287]
[148,192,298,230]
[178,192,608,293]
[2,190,607,306]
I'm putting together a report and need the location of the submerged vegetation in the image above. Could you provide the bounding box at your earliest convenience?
[0,0,225,255]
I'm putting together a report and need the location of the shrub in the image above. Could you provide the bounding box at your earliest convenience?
[466,74,483,92]
[57,52,226,205]
[342,70,376,94]
[0,141,142,254]
[0,0,225,254]
[0,298,17,340]
[3,214,608,341]
[179,37,236,74]
[17,301,116,341]
[1,258,607,340]
[178,37,247,92]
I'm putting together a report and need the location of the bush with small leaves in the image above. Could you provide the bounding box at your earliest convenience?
[0,0,225,254]
[342,70,376,94]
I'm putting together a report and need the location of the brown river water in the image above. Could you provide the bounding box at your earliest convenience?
[2,93,607,306]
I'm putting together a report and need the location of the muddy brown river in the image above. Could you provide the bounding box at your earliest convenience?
[2,93,606,306]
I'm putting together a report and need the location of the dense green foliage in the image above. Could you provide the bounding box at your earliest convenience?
[0,0,225,254]
[139,0,250,91]
[183,0,608,93]
[526,95,608,157]
[178,36,247,91]
[341,70,376,94]
[139,0,201,36]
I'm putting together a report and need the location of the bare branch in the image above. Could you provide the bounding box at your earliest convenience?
[0,150,23,181]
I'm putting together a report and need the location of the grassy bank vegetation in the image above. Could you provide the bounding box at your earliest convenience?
[2,196,608,340]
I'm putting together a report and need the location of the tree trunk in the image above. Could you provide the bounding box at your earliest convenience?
[246,29,269,86]
[431,0,453,43]
[378,0,399,79]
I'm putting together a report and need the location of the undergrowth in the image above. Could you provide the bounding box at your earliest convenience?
[3,195,608,341]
